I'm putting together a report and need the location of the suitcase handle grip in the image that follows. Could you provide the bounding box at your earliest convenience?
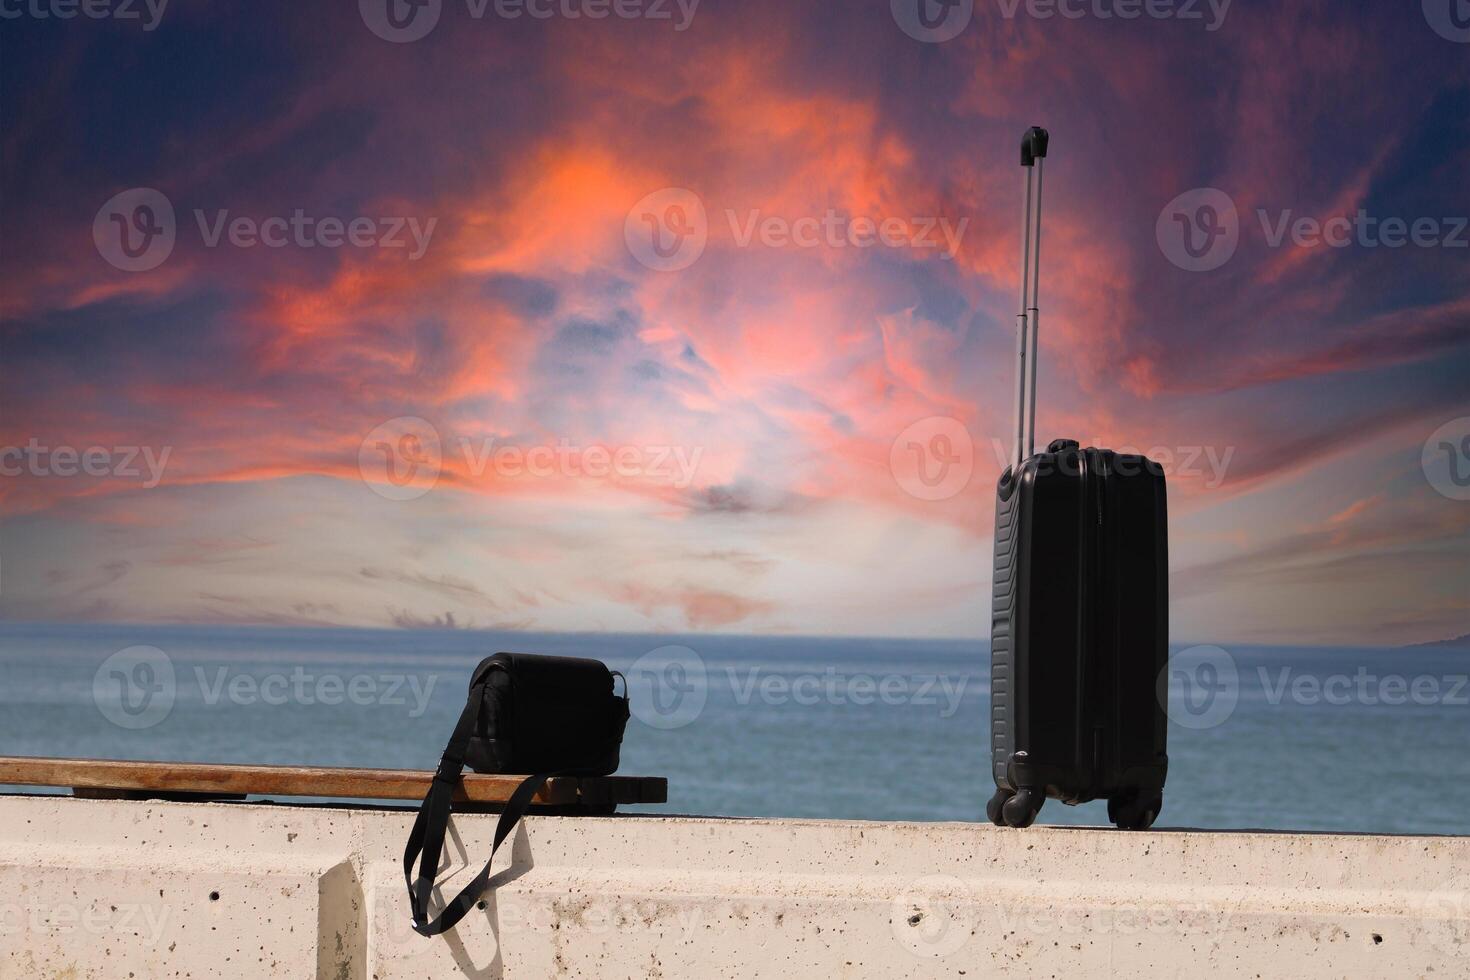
[1021,126,1049,167]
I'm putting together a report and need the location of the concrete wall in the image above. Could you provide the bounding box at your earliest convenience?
[2,794,1468,978]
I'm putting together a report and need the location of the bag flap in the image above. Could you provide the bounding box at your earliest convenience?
[470,651,615,697]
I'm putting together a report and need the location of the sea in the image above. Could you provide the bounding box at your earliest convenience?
[2,622,1467,836]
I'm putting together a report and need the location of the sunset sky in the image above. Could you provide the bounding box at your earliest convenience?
[1,0,1467,645]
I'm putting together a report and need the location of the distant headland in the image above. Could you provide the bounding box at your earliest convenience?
[1402,632,1470,651]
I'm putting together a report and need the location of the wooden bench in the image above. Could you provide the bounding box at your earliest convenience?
[0,756,666,814]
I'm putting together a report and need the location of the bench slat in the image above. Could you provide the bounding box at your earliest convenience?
[0,756,667,808]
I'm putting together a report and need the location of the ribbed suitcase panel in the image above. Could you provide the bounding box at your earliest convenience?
[990,484,1022,781]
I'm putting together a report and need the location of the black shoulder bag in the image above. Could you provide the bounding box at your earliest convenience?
[403,652,629,936]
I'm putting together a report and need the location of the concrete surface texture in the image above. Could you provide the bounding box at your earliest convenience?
[1,795,1467,978]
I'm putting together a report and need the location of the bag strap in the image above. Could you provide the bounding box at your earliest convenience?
[403,676,553,937]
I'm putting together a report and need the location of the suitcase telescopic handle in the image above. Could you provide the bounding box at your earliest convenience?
[1012,127,1048,472]
[1021,126,1049,167]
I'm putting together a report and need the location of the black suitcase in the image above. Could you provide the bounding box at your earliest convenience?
[985,127,1169,831]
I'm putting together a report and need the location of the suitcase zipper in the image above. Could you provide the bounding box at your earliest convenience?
[1078,448,1095,803]
[1083,449,1108,803]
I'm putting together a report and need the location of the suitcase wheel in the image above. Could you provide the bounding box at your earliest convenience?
[1001,788,1043,828]
[985,789,1011,827]
[1108,792,1162,831]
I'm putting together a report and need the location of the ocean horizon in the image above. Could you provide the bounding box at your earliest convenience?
[2,621,1467,836]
